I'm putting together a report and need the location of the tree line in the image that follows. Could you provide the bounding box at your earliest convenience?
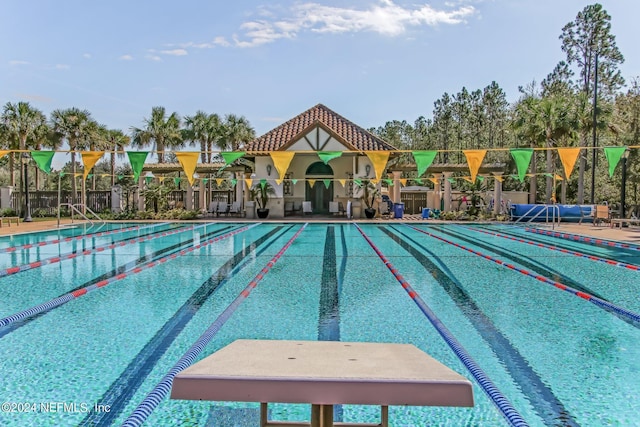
[1,3,638,212]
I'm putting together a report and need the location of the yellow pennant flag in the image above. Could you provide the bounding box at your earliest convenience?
[0,150,9,159]
[557,148,581,179]
[493,175,504,182]
[81,151,104,180]
[270,152,295,184]
[175,152,199,186]
[159,176,166,183]
[399,179,407,186]
[308,179,316,188]
[555,174,564,181]
[365,151,390,180]
[245,178,253,189]
[428,177,440,185]
[463,149,487,183]
[371,178,379,185]
[215,178,224,186]
[338,179,346,187]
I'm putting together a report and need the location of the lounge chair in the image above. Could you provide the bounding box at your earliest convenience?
[284,202,294,216]
[228,201,242,217]
[217,202,229,216]
[293,201,303,215]
[329,201,340,216]
[208,202,218,217]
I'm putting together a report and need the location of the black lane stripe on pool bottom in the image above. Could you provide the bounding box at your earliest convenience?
[80,225,289,427]
[429,224,608,301]
[0,225,236,339]
[383,225,578,427]
[318,226,340,342]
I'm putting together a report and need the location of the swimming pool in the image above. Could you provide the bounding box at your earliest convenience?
[0,221,639,426]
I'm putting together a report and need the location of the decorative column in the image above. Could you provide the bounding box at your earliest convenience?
[137,176,145,211]
[198,178,206,212]
[186,183,194,210]
[443,172,453,211]
[433,175,441,210]
[235,172,243,207]
[392,171,402,204]
[492,172,503,215]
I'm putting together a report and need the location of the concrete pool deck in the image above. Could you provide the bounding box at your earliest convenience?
[1,217,639,245]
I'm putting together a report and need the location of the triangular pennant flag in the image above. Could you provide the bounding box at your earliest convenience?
[81,151,104,180]
[603,146,627,177]
[0,150,9,160]
[308,179,316,188]
[159,176,166,183]
[230,178,237,186]
[371,179,379,185]
[30,151,55,174]
[221,151,246,165]
[428,178,438,185]
[412,151,437,177]
[463,149,486,183]
[323,179,331,189]
[87,174,93,179]
[494,175,504,182]
[399,179,407,186]
[384,179,393,186]
[317,151,342,165]
[477,176,485,182]
[260,178,267,188]
[555,174,564,181]
[245,178,253,189]
[447,177,456,184]
[127,151,149,182]
[202,178,208,184]
[216,178,224,186]
[270,152,295,180]
[509,148,533,182]
[175,152,199,186]
[338,179,346,187]
[116,174,123,180]
[291,179,298,185]
[365,152,390,180]
[173,177,181,185]
[145,176,153,184]
[557,148,581,179]
[353,178,362,187]
[74,173,82,178]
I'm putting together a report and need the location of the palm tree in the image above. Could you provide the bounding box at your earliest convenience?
[130,106,182,164]
[220,114,255,151]
[183,111,222,163]
[2,102,48,218]
[512,95,544,203]
[50,108,96,202]
[100,128,130,186]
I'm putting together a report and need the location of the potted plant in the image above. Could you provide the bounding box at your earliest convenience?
[250,181,275,219]
[361,179,378,219]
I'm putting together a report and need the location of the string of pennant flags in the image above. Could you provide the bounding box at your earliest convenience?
[1,146,636,187]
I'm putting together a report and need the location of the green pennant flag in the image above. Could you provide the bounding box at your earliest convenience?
[447,177,456,184]
[87,174,94,179]
[412,151,438,177]
[260,178,267,188]
[221,151,246,165]
[354,179,362,187]
[173,177,181,185]
[60,172,65,177]
[145,176,153,184]
[230,178,237,186]
[127,151,149,182]
[201,178,209,184]
[291,179,298,185]
[317,151,342,165]
[323,179,331,189]
[30,151,55,174]
[384,179,393,185]
[509,148,533,182]
[477,176,485,182]
[604,146,627,177]
[117,174,123,180]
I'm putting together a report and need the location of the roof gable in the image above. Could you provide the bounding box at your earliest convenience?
[246,104,397,152]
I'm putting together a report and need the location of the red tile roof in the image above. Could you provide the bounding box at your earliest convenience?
[245,104,397,152]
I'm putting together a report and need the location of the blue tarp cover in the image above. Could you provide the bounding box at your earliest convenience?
[510,204,593,222]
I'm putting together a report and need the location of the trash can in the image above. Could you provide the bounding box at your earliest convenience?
[393,202,404,219]
[421,208,430,219]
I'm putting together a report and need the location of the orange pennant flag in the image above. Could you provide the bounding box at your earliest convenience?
[81,151,104,180]
[463,149,487,182]
[399,179,407,186]
[245,178,253,189]
[0,151,9,160]
[175,152,199,186]
[428,177,439,185]
[557,148,580,179]
[365,151,390,180]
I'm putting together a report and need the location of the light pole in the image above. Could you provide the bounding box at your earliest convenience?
[620,148,630,220]
[591,52,599,204]
[22,153,33,222]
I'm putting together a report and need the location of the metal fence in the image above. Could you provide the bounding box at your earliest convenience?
[400,192,428,214]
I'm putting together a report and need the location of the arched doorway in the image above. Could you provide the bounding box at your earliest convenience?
[305,162,334,214]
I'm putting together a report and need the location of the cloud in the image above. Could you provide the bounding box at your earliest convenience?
[146,54,162,62]
[14,93,54,103]
[55,64,70,70]
[83,53,92,59]
[159,48,188,56]
[230,0,476,47]
[119,54,134,61]
[9,60,29,66]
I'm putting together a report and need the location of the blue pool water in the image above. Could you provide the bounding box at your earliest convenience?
[0,222,639,426]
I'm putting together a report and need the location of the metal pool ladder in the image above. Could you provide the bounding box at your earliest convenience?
[57,203,106,230]
[513,204,560,229]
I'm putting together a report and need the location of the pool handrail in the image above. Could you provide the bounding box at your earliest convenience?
[512,204,560,228]
[57,203,105,229]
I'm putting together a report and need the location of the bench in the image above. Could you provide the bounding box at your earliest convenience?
[171,339,473,427]
[0,217,20,227]
[610,217,640,229]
